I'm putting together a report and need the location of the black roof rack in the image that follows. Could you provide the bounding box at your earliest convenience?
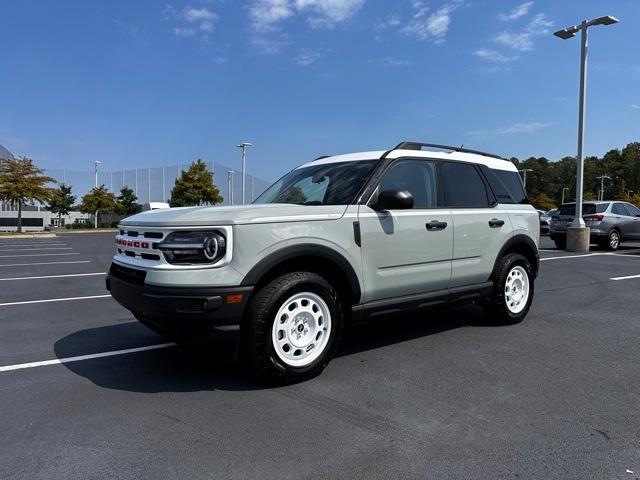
[394,142,507,161]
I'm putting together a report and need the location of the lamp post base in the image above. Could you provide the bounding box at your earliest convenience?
[566,226,590,253]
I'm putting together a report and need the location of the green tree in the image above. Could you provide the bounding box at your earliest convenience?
[169,159,223,207]
[116,186,140,216]
[0,156,55,232]
[530,193,556,211]
[47,184,76,227]
[79,185,118,227]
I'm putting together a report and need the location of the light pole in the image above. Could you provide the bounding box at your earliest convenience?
[519,168,533,188]
[596,174,611,201]
[227,170,234,206]
[554,15,619,252]
[236,142,252,204]
[94,160,102,229]
[562,187,570,204]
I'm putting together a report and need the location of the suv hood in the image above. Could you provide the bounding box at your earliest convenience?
[120,204,348,227]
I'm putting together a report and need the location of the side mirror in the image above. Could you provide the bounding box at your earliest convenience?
[373,189,414,211]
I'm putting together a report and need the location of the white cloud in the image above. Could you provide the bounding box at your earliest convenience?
[249,0,364,31]
[630,104,640,110]
[251,35,293,55]
[250,0,294,32]
[293,49,323,66]
[402,1,462,43]
[473,49,518,63]
[498,1,533,22]
[494,13,553,51]
[375,14,401,31]
[374,56,411,67]
[183,7,217,23]
[174,27,196,37]
[497,122,552,134]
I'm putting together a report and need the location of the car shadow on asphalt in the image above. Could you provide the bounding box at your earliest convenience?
[53,304,499,393]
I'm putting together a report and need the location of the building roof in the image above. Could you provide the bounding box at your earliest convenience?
[0,143,15,160]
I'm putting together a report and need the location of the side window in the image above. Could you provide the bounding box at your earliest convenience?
[612,203,628,216]
[626,203,640,217]
[376,160,438,208]
[442,162,492,208]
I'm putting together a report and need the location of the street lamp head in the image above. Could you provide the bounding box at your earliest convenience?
[236,143,253,148]
[554,27,577,39]
[94,160,102,165]
[592,15,619,26]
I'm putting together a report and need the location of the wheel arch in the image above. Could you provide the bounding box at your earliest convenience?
[489,234,540,281]
[241,244,362,306]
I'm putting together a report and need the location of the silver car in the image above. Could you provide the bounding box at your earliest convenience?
[549,201,640,250]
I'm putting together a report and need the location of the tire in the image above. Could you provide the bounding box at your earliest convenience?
[605,229,621,251]
[554,238,566,250]
[484,253,535,325]
[242,272,343,384]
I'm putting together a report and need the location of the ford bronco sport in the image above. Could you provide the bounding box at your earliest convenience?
[106,142,539,382]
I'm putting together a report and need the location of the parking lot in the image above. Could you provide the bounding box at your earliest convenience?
[0,232,639,479]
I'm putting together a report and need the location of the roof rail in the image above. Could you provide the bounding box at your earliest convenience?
[313,155,332,161]
[394,142,507,161]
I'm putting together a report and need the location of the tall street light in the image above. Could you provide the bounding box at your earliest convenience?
[554,15,619,252]
[227,170,235,206]
[236,142,252,204]
[94,160,102,229]
[519,168,533,188]
[596,174,611,201]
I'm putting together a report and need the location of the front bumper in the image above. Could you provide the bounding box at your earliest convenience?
[106,263,253,332]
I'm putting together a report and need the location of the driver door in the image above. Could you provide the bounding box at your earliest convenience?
[358,159,453,303]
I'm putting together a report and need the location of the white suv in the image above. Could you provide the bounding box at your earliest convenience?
[107,142,539,382]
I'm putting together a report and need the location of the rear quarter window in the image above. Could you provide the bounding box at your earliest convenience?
[489,169,528,204]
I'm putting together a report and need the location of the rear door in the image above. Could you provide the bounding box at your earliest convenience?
[611,203,636,239]
[441,161,512,288]
[358,158,453,302]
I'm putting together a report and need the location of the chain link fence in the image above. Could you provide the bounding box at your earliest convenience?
[45,161,272,206]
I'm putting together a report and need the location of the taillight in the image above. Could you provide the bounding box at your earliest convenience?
[584,214,604,222]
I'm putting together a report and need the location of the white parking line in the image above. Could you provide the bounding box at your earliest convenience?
[0,294,111,307]
[541,252,640,262]
[0,253,80,258]
[0,247,72,252]
[0,272,105,282]
[0,260,90,268]
[0,243,67,247]
[610,274,640,281]
[0,343,175,372]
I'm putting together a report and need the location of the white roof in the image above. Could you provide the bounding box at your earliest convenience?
[299,148,517,172]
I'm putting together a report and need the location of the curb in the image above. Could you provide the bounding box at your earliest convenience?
[0,233,57,239]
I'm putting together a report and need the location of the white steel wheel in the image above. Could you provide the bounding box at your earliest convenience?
[609,230,620,250]
[504,266,530,314]
[271,292,332,368]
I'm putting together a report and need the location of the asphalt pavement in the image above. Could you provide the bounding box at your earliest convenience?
[1,232,639,480]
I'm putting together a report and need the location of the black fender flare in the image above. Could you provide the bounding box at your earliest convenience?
[489,234,540,281]
[241,244,362,303]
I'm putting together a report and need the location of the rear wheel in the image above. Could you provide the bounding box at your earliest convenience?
[554,238,566,250]
[242,272,343,383]
[605,229,621,251]
[484,253,534,325]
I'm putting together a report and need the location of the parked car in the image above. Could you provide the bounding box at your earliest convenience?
[538,210,551,235]
[549,201,640,250]
[106,141,540,382]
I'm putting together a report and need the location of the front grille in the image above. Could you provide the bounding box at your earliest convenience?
[110,263,147,286]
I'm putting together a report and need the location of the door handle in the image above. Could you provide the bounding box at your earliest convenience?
[426,220,448,231]
[488,218,505,228]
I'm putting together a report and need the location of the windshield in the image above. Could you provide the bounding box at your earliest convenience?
[254,160,379,206]
[558,203,608,216]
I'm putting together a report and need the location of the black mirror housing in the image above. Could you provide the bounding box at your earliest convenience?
[374,189,414,211]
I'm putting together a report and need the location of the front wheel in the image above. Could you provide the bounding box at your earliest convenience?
[242,272,343,383]
[484,253,535,325]
[604,229,621,251]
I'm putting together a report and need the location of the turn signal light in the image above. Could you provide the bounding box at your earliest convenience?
[226,293,244,304]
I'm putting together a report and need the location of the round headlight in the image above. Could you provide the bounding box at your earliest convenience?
[203,235,219,260]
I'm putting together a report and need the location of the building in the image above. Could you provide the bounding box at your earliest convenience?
[0,143,90,231]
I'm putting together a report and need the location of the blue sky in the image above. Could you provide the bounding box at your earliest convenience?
[1,0,639,181]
